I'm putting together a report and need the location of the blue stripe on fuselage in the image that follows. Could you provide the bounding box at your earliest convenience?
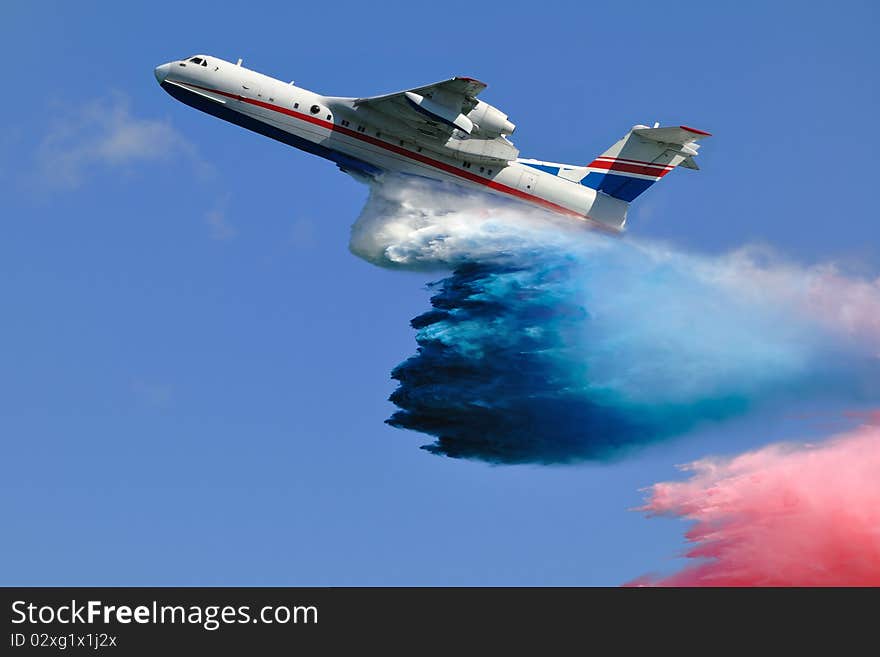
[160,81,382,177]
[521,162,561,176]
[580,172,656,202]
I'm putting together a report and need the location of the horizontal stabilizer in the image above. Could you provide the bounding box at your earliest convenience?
[632,125,712,146]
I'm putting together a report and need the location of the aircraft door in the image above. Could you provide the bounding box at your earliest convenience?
[519,170,538,194]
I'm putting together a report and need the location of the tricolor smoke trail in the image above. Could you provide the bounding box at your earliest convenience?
[629,414,880,586]
[350,175,880,464]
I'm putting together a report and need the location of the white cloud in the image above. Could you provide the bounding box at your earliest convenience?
[205,195,237,241]
[34,92,209,190]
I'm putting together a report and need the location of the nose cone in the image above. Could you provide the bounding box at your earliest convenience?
[154,63,171,84]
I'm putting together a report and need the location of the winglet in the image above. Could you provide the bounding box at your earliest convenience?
[453,76,487,96]
[680,125,712,137]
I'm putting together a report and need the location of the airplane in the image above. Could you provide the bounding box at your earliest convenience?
[154,54,710,232]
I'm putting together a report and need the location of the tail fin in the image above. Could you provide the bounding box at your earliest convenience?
[580,124,711,202]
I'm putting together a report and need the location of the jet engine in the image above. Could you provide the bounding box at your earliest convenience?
[467,101,516,137]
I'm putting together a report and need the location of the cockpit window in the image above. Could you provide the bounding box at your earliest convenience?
[189,57,203,65]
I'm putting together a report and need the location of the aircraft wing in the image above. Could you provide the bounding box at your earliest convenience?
[354,77,488,139]
[352,77,518,163]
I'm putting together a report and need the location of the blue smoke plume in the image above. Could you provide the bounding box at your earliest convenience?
[350,176,878,464]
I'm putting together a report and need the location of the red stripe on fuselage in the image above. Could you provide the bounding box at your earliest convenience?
[170,80,620,234]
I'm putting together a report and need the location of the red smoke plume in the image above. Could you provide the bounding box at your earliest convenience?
[630,417,880,586]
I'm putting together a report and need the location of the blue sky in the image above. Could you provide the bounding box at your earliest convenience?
[1,0,877,584]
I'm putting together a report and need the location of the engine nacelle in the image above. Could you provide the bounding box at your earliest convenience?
[467,101,516,137]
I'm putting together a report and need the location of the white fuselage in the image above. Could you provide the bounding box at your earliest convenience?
[155,56,627,231]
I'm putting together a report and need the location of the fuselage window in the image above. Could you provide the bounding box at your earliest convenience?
[310,105,320,114]
[294,102,299,109]
[326,114,332,120]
